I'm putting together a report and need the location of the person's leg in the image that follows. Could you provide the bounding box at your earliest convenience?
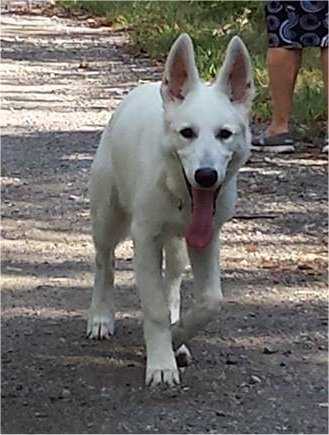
[320,47,328,152]
[266,47,303,137]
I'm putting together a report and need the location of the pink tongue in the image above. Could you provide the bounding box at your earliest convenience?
[185,188,215,250]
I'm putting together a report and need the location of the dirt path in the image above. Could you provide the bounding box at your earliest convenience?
[1,10,328,435]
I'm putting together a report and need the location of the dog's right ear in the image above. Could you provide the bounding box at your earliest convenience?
[161,33,199,104]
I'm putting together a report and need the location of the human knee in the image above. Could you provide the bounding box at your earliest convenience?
[266,47,300,69]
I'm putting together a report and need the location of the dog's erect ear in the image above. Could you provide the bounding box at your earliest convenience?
[216,36,254,109]
[161,33,199,104]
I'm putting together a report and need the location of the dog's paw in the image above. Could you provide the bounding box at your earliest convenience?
[87,308,115,339]
[145,367,180,387]
[175,344,192,367]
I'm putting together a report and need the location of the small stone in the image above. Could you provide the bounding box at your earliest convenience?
[78,60,89,69]
[69,194,80,201]
[283,374,293,383]
[263,346,278,354]
[216,411,226,417]
[62,388,71,397]
[100,387,111,398]
[250,375,262,384]
[225,354,238,365]
[35,412,47,418]
[43,330,52,336]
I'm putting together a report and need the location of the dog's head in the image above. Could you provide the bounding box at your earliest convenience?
[160,34,254,249]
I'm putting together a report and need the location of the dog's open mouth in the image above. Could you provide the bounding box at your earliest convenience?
[182,168,221,250]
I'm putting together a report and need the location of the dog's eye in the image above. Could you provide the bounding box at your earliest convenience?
[180,128,196,139]
[217,129,233,140]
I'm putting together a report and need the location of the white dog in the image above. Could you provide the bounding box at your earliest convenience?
[87,34,254,387]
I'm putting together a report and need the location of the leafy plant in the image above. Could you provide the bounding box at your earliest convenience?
[60,0,327,136]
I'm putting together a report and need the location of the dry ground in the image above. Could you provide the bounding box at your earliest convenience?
[1,9,328,435]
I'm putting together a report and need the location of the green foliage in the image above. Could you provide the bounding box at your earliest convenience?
[60,0,327,134]
[294,67,327,130]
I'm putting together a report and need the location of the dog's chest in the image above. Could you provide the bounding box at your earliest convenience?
[161,193,192,237]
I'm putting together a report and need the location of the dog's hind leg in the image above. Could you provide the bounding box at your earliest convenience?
[87,245,116,339]
[87,179,128,340]
[164,238,192,367]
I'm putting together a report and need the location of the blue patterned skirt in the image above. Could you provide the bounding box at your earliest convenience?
[265,1,328,48]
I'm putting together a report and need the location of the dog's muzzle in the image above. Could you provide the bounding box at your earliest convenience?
[180,164,221,214]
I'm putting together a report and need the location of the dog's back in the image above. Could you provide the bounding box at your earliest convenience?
[91,83,166,212]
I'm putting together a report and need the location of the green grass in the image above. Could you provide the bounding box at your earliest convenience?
[60,0,327,137]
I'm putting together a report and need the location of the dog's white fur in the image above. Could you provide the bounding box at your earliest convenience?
[87,34,254,386]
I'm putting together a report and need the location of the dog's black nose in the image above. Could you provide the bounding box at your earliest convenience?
[194,168,218,188]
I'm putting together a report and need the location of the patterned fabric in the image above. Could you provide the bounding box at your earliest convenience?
[265,1,328,48]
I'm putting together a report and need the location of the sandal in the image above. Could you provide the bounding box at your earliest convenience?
[252,132,295,153]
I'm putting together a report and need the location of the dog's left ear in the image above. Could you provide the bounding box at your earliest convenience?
[216,36,254,110]
[161,33,199,104]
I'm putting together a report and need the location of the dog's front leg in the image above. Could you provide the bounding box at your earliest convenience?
[133,230,179,387]
[172,235,222,348]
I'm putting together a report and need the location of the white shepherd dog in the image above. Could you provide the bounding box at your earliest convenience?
[87,34,254,387]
